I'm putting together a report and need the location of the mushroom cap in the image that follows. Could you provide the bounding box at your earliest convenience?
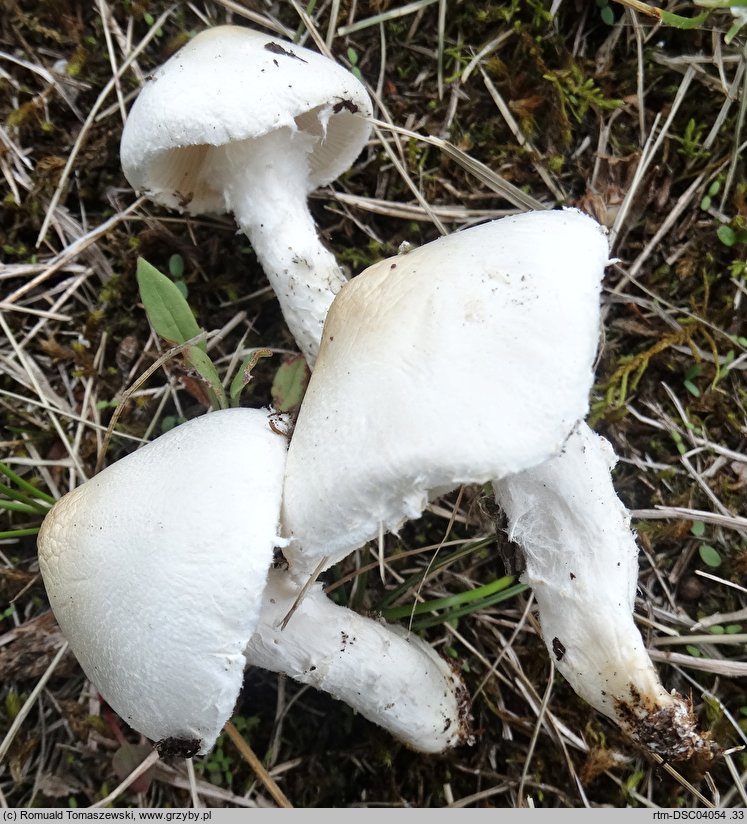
[37,408,287,755]
[282,209,609,572]
[120,24,372,214]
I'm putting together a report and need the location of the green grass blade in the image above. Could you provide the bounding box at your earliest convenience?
[382,575,516,621]
[0,499,43,514]
[0,482,50,513]
[0,527,41,539]
[0,462,55,506]
[410,583,528,630]
[377,536,495,610]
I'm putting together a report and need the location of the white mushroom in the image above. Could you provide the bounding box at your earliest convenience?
[280,208,714,761]
[282,209,608,574]
[37,409,470,755]
[37,408,287,756]
[246,568,472,753]
[120,25,372,364]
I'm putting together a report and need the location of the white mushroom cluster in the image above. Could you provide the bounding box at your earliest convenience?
[38,409,471,756]
[37,23,716,768]
[282,210,715,762]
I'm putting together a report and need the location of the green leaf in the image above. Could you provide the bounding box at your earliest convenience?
[229,349,273,404]
[699,544,722,568]
[160,415,185,433]
[717,225,736,247]
[690,520,706,537]
[601,5,614,24]
[168,253,185,279]
[136,258,203,349]
[683,379,700,397]
[658,9,709,29]
[726,624,743,634]
[184,345,227,409]
[271,356,311,413]
[670,430,687,455]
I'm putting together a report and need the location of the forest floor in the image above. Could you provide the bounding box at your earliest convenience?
[1,0,746,809]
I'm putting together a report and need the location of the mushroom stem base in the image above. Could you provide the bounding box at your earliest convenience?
[493,422,716,763]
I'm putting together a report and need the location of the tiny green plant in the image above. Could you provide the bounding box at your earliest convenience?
[699,544,722,568]
[136,257,298,413]
[346,47,363,81]
[598,0,615,25]
[167,253,188,298]
[717,224,747,247]
[683,363,702,397]
[137,257,231,410]
[700,179,721,211]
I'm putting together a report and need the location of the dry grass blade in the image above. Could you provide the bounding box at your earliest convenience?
[609,67,695,250]
[279,555,329,631]
[0,642,69,764]
[632,507,747,532]
[648,650,747,678]
[90,750,160,808]
[35,6,175,247]
[93,331,210,474]
[223,722,293,808]
[337,0,439,36]
[369,118,547,211]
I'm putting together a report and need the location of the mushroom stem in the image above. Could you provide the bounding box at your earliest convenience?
[493,422,716,762]
[244,568,473,753]
[211,128,347,365]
